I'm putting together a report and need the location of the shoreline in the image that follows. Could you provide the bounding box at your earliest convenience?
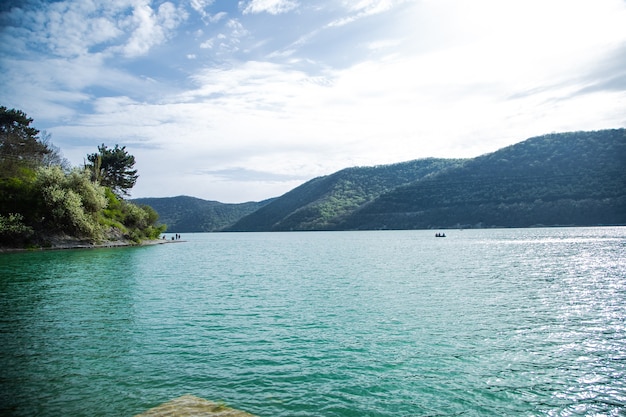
[0,237,182,253]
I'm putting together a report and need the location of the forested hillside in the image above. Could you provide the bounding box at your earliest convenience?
[226,158,464,231]
[0,106,165,248]
[131,196,272,232]
[128,129,625,233]
[339,129,626,230]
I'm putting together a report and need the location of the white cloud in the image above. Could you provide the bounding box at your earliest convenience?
[158,2,186,30]
[190,0,214,18]
[190,0,227,23]
[208,12,228,23]
[200,39,214,49]
[327,0,400,27]
[118,3,159,57]
[0,51,145,120]
[226,19,249,38]
[240,0,299,15]
[0,0,123,57]
[0,0,188,59]
[118,1,188,57]
[197,19,248,53]
[341,0,394,12]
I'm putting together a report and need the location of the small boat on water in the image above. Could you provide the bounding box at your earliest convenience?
[435,232,446,237]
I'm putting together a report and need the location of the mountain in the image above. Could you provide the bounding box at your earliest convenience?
[137,129,625,232]
[225,158,465,231]
[338,129,626,230]
[131,195,273,232]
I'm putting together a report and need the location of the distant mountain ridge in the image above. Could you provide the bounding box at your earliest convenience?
[131,195,273,232]
[338,129,626,229]
[138,129,626,232]
[226,158,465,231]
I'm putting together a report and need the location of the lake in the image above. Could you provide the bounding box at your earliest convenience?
[1,227,625,416]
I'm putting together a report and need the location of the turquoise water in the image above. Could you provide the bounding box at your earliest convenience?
[1,228,625,416]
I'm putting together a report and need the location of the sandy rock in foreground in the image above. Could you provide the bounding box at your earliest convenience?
[134,395,257,417]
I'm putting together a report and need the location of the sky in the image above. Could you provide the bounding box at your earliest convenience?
[1,0,625,202]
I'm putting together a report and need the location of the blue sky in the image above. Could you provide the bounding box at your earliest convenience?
[1,0,625,202]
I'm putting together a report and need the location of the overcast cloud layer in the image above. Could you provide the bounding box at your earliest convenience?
[1,0,625,202]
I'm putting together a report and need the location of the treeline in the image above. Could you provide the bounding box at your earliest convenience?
[131,196,273,233]
[0,106,165,247]
[87,128,625,233]
[226,158,465,231]
[226,129,625,231]
[339,129,626,229]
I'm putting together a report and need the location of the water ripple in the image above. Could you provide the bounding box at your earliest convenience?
[1,228,625,416]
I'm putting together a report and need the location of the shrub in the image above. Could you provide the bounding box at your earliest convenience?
[34,166,105,238]
[0,213,34,244]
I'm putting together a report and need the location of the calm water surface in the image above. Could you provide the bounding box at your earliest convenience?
[1,228,625,416]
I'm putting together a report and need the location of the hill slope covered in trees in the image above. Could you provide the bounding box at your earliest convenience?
[225,158,465,231]
[123,129,626,232]
[131,196,272,232]
[339,129,626,230]
[219,129,624,231]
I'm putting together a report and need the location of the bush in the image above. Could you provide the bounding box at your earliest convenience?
[0,213,34,244]
[66,169,107,214]
[34,166,106,238]
[121,202,165,241]
[99,190,166,242]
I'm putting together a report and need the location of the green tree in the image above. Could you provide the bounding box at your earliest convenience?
[0,106,50,176]
[86,144,138,196]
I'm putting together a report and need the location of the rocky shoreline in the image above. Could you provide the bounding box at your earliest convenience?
[0,235,179,253]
